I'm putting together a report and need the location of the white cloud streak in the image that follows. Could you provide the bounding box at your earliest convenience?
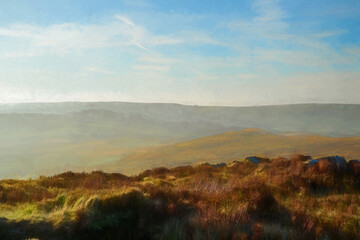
[0,15,181,57]
[0,0,358,105]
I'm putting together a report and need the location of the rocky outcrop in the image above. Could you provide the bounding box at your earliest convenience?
[307,156,347,173]
[214,163,227,168]
[197,162,227,168]
[291,154,312,162]
[348,160,360,175]
[245,156,270,164]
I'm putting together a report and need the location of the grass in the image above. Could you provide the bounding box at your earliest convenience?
[119,129,360,173]
[0,155,359,239]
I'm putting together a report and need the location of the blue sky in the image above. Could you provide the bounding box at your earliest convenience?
[0,0,359,105]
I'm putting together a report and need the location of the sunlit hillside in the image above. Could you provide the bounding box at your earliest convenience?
[1,103,360,179]
[113,129,360,174]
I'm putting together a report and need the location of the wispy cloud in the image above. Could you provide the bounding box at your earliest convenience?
[0,15,181,57]
[120,0,152,8]
[0,0,358,105]
[229,0,287,34]
[83,67,116,75]
[252,0,287,26]
[133,65,169,71]
[115,15,135,26]
[345,46,360,58]
[138,56,175,64]
[311,29,348,38]
[221,0,358,73]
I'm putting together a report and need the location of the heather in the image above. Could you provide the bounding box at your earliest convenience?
[0,155,359,240]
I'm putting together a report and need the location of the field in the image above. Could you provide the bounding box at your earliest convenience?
[0,154,359,240]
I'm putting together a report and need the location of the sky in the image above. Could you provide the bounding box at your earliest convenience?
[0,0,359,106]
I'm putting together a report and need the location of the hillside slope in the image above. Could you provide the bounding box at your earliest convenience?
[1,102,360,178]
[116,129,360,173]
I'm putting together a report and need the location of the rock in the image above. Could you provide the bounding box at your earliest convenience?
[291,154,312,162]
[245,156,270,164]
[348,160,360,175]
[214,163,227,168]
[196,162,212,170]
[308,156,347,173]
[307,159,318,167]
[318,156,347,170]
[200,162,211,166]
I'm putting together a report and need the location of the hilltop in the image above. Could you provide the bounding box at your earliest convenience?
[1,102,360,137]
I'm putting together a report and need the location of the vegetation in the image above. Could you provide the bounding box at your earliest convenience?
[0,155,359,240]
[121,129,360,173]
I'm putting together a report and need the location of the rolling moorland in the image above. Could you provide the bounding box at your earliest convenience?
[0,154,359,239]
[0,102,360,239]
[1,102,360,178]
[116,129,360,173]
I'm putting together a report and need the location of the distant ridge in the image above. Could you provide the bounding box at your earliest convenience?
[0,102,359,136]
[0,101,359,110]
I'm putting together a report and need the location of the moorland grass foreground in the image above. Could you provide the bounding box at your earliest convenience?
[0,155,359,240]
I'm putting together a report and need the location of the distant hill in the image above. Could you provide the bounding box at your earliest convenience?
[1,102,360,136]
[0,102,360,178]
[115,129,360,173]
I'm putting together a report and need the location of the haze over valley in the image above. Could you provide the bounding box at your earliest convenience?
[1,102,360,178]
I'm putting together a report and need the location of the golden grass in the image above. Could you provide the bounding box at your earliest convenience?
[119,130,360,173]
[0,154,359,239]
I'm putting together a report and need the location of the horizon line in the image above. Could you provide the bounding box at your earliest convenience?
[0,100,359,108]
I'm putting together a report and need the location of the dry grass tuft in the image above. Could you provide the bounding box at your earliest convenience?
[0,154,359,239]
